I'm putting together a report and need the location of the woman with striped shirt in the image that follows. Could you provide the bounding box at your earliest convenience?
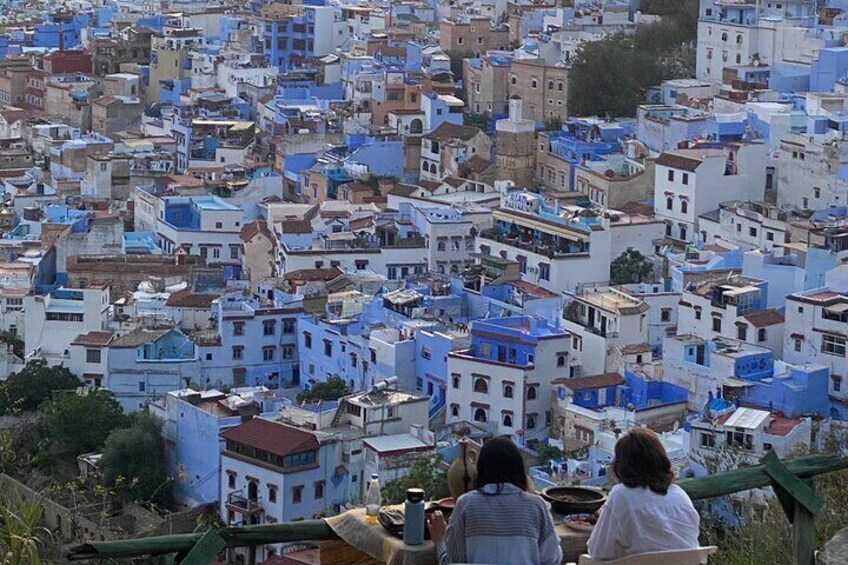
[427,437,563,565]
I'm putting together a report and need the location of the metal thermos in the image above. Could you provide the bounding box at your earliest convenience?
[403,488,425,546]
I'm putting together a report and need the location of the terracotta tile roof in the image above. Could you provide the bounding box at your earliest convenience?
[165,288,219,308]
[283,267,342,282]
[655,151,703,172]
[279,219,312,234]
[240,219,274,243]
[619,342,651,355]
[554,372,623,390]
[221,418,319,457]
[465,155,491,174]
[743,309,784,328]
[424,122,483,143]
[71,330,114,347]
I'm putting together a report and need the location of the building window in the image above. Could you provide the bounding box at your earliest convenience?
[86,349,101,364]
[757,328,767,342]
[450,404,459,417]
[766,232,774,242]
[282,319,295,333]
[737,325,747,341]
[557,354,566,367]
[700,433,715,448]
[695,308,702,320]
[822,334,846,356]
[473,378,488,394]
[304,332,312,348]
[263,346,275,361]
[666,197,673,210]
[503,384,513,398]
[233,322,245,336]
[324,340,332,357]
[681,200,688,214]
[138,382,146,392]
[539,263,550,281]
[452,374,460,389]
[794,339,802,352]
[814,187,821,199]
[503,413,513,427]
[526,414,537,429]
[530,79,538,89]
[268,485,277,503]
[232,346,244,360]
[292,485,303,504]
[228,473,236,489]
[667,170,674,182]
[473,408,487,422]
[526,386,537,400]
[230,246,239,260]
[682,173,689,185]
[421,346,431,360]
[749,227,757,237]
[660,308,671,322]
[263,320,276,335]
[314,480,325,499]
[833,376,843,393]
[712,318,722,333]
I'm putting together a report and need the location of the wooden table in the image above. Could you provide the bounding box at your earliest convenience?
[321,508,590,565]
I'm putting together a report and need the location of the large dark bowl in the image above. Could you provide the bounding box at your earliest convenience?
[540,486,607,515]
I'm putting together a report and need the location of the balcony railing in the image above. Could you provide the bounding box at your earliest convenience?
[226,493,263,515]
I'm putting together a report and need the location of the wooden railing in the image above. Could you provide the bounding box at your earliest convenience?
[67,453,848,565]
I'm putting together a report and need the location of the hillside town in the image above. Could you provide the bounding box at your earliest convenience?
[0,0,846,563]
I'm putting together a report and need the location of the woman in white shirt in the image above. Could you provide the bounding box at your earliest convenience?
[587,428,700,561]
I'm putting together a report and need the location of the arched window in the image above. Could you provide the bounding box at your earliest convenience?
[430,162,438,174]
[503,384,513,398]
[474,378,488,394]
[547,80,554,90]
[451,404,459,417]
[681,200,688,214]
[474,408,488,422]
[409,118,423,134]
[666,197,673,210]
[509,74,517,85]
[452,375,460,388]
[526,386,537,400]
[526,414,537,429]
[503,414,513,427]
[721,32,728,41]
[736,34,743,44]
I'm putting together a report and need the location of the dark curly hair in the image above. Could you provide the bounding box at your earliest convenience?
[611,427,674,495]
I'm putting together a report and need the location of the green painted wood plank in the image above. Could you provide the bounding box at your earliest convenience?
[763,451,822,517]
[178,528,227,565]
[677,454,848,501]
[793,501,816,565]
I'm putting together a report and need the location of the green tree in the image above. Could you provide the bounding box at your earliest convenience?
[100,412,171,505]
[567,34,663,117]
[44,391,130,456]
[536,444,564,465]
[610,247,652,284]
[0,360,80,415]
[382,455,450,505]
[296,376,351,404]
[0,496,51,565]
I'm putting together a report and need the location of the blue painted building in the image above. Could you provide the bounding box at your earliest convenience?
[33,15,89,49]
[735,361,833,419]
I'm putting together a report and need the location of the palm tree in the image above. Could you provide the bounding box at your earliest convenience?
[0,497,51,565]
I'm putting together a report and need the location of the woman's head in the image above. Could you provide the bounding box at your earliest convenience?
[611,427,674,495]
[475,436,529,492]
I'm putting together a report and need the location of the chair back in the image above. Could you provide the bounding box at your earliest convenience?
[578,546,718,565]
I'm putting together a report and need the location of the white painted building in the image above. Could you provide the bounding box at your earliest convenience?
[562,286,649,377]
[690,406,811,472]
[677,274,784,357]
[699,200,791,250]
[445,317,570,445]
[783,284,848,405]
[654,142,768,243]
[23,286,110,363]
